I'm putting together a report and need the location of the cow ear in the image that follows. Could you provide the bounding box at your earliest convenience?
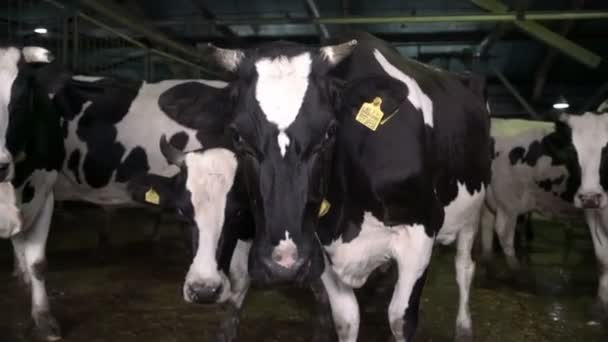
[127,174,178,208]
[22,47,54,64]
[206,43,245,72]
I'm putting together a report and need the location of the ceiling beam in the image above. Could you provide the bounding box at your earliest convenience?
[304,0,330,40]
[73,0,202,61]
[532,0,585,101]
[471,0,602,68]
[190,0,238,38]
[492,66,541,119]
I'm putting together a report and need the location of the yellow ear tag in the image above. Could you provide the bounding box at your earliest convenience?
[355,97,384,131]
[145,188,160,205]
[318,199,331,218]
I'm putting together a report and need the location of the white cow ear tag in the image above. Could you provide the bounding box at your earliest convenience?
[355,97,384,131]
[145,188,160,205]
[318,199,331,218]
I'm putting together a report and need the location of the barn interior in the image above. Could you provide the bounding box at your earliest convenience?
[1,0,608,341]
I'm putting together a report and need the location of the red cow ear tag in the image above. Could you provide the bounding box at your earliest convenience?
[145,188,160,205]
[355,97,384,131]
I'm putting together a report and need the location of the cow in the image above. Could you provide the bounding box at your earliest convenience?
[482,111,608,322]
[480,119,582,275]
[1,49,256,340]
[191,31,491,342]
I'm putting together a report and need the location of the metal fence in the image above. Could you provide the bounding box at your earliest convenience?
[2,0,214,81]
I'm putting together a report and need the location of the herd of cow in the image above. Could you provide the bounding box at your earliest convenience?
[1,31,607,342]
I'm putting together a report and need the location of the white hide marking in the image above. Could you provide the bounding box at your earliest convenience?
[22,47,52,63]
[0,181,21,238]
[56,79,227,205]
[18,169,58,230]
[273,231,298,268]
[325,212,433,289]
[277,131,290,157]
[373,49,434,128]
[0,48,20,163]
[568,113,608,207]
[183,148,237,301]
[436,182,485,245]
[72,75,104,82]
[213,47,245,72]
[255,53,311,130]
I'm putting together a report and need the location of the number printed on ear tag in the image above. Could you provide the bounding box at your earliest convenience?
[355,97,384,131]
[145,188,160,205]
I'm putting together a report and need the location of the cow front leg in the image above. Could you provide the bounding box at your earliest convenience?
[494,209,521,272]
[11,194,61,341]
[216,241,251,342]
[389,224,434,342]
[454,223,477,342]
[586,210,608,322]
[479,203,496,277]
[321,261,359,342]
[310,277,335,342]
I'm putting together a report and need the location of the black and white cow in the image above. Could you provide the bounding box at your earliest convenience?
[193,31,491,342]
[482,111,608,321]
[1,45,62,341]
[480,119,582,272]
[2,50,256,340]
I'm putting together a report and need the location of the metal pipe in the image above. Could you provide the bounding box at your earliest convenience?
[492,66,541,119]
[43,0,223,78]
[211,11,608,26]
[305,0,330,40]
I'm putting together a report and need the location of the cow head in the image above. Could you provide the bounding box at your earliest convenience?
[0,46,53,238]
[128,135,242,304]
[207,40,357,284]
[558,112,608,209]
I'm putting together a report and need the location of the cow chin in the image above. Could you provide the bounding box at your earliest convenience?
[0,182,22,239]
[248,238,324,286]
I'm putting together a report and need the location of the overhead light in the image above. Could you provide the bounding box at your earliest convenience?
[33,27,48,35]
[553,96,570,110]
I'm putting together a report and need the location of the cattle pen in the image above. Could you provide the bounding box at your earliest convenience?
[1,1,608,342]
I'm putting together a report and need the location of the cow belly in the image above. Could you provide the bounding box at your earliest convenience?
[324,212,409,288]
[54,173,136,206]
[436,182,485,245]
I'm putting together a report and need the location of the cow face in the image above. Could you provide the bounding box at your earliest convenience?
[208,41,356,284]
[560,112,608,209]
[128,136,239,304]
[0,46,52,238]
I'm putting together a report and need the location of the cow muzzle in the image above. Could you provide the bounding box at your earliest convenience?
[183,269,230,304]
[576,192,607,209]
[0,163,10,182]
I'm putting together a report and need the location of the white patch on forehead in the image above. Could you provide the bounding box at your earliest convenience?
[373,49,434,128]
[72,75,104,82]
[569,113,608,194]
[277,131,290,157]
[22,47,52,63]
[255,53,311,130]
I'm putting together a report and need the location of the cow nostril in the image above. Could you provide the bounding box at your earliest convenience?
[0,163,9,172]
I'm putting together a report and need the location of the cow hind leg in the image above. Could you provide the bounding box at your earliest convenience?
[479,203,497,279]
[320,263,359,342]
[11,194,61,341]
[586,211,608,322]
[388,225,434,342]
[495,210,521,272]
[454,223,477,342]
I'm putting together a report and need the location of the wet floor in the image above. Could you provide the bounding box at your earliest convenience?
[1,205,607,342]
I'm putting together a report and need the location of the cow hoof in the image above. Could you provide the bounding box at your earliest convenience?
[454,326,473,342]
[590,301,608,323]
[33,311,62,341]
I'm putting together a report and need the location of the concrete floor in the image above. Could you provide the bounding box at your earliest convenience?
[0,206,606,342]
